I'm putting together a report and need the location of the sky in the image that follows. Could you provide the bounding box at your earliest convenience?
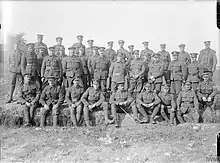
[1,1,219,63]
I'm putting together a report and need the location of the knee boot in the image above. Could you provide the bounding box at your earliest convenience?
[6,85,15,103]
[40,113,46,127]
[53,115,58,127]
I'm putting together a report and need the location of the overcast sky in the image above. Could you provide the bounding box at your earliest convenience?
[2,1,219,62]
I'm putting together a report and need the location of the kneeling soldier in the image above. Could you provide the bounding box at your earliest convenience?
[109,81,138,127]
[18,72,41,127]
[65,77,84,126]
[136,82,161,123]
[158,84,176,125]
[39,75,65,127]
[176,80,199,123]
[81,80,109,127]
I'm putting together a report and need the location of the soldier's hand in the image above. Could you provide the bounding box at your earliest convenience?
[202,97,207,101]
[207,97,212,102]
[25,102,31,107]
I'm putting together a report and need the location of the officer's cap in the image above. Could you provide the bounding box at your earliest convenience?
[128,45,134,49]
[142,41,149,45]
[204,41,211,44]
[68,46,76,50]
[179,44,186,47]
[87,39,94,43]
[93,46,99,50]
[77,35,83,39]
[26,43,35,47]
[190,53,198,57]
[171,51,179,56]
[118,40,125,44]
[160,44,166,47]
[48,46,55,50]
[145,82,152,88]
[56,37,63,41]
[93,79,100,85]
[107,41,113,45]
[37,34,44,37]
[99,47,106,51]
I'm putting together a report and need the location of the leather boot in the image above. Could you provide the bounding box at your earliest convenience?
[53,115,58,127]
[6,85,15,103]
[40,113,46,127]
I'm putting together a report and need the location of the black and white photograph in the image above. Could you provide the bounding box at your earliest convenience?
[0,0,220,162]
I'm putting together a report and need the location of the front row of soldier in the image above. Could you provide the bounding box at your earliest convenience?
[18,69,219,128]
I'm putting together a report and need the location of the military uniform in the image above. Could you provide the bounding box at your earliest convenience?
[211,93,220,121]
[87,46,100,80]
[39,76,65,127]
[18,72,41,126]
[36,46,47,78]
[117,40,131,66]
[168,51,187,97]
[109,81,137,127]
[81,80,108,127]
[104,41,117,63]
[148,53,164,94]
[7,48,24,103]
[176,81,199,123]
[136,83,161,123]
[140,41,154,62]
[187,53,203,92]
[79,49,90,89]
[65,78,84,126]
[178,44,191,65]
[197,72,217,123]
[72,35,85,55]
[129,50,146,93]
[34,34,48,55]
[53,37,65,56]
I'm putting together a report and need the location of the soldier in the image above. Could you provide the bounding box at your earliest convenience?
[62,46,83,89]
[176,81,199,123]
[168,51,187,98]
[41,46,62,89]
[88,46,100,81]
[85,39,94,58]
[36,46,47,78]
[104,41,117,63]
[109,81,138,127]
[178,44,191,65]
[21,43,41,88]
[79,46,90,89]
[198,41,217,79]
[108,52,128,92]
[93,47,110,92]
[127,45,134,60]
[148,53,164,94]
[129,50,146,94]
[81,80,109,127]
[197,71,217,123]
[18,72,41,127]
[34,34,48,55]
[158,44,171,84]
[57,46,67,60]
[6,41,24,103]
[117,40,130,65]
[72,35,85,55]
[140,41,154,62]
[187,53,203,92]
[54,37,65,56]
[136,82,161,124]
[39,75,65,127]
[158,84,176,125]
[66,77,84,127]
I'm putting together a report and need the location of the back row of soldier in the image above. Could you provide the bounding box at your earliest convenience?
[7,34,219,127]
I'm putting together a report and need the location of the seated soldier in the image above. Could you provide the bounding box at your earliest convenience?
[136,82,161,124]
[109,81,138,127]
[39,75,65,127]
[158,84,176,125]
[197,71,217,123]
[176,80,199,124]
[18,72,41,127]
[65,77,84,127]
[81,79,109,127]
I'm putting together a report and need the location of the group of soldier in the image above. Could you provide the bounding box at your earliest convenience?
[7,33,220,128]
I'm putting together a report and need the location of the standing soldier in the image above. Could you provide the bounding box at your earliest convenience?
[72,35,85,55]
[197,71,217,123]
[108,52,128,92]
[148,53,164,94]
[117,40,130,65]
[168,51,187,98]
[104,41,117,63]
[109,81,138,127]
[21,43,41,88]
[158,44,171,84]
[58,46,67,60]
[62,46,84,89]
[198,41,217,79]
[93,47,110,92]
[81,80,109,127]
[65,77,84,127]
[39,75,65,127]
[176,81,199,123]
[36,46,47,79]
[41,46,62,89]
[136,82,161,124]
[127,45,134,61]
[18,72,41,127]
[88,46,100,81]
[6,41,24,103]
[85,39,94,58]
[140,41,154,62]
[178,44,191,65]
[53,37,65,56]
[34,34,48,55]
[129,50,146,94]
[187,53,203,92]
[79,46,90,89]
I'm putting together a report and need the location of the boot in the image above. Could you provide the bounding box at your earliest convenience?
[169,113,175,125]
[85,120,91,127]
[6,86,15,103]
[53,115,58,128]
[40,114,46,127]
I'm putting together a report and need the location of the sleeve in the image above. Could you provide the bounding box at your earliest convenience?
[181,62,187,81]
[57,86,65,106]
[32,84,41,104]
[39,87,47,106]
[196,82,203,100]
[62,58,67,74]
[198,63,204,79]
[154,63,164,79]
[153,93,161,105]
[21,54,26,75]
[41,57,46,77]
[186,53,191,65]
[94,91,105,106]
[209,82,217,99]
[108,63,114,78]
[58,59,63,77]
[81,88,90,106]
[18,87,26,104]
[65,88,72,105]
[212,52,217,72]
[176,92,182,110]
[167,52,171,63]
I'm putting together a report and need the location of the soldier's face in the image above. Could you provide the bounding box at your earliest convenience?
[57,40,62,45]
[160,46,165,51]
[108,44,113,49]
[48,79,56,86]
[191,57,196,62]
[37,37,43,42]
[203,76,209,82]
[39,49,45,54]
[69,49,75,56]
[205,43,210,48]
[49,50,54,56]
[79,50,84,56]
[144,44,148,49]
[24,76,31,83]
[154,57,159,62]
[28,46,34,52]
[179,47,185,52]
[93,84,99,90]
[73,80,79,86]
[117,56,122,62]
[59,50,65,55]
[185,84,191,90]
[78,38,83,43]
[118,84,124,90]
[119,43,124,48]
[145,86,151,92]
[163,88,169,93]
[88,42,93,47]
[173,55,178,60]
[134,53,139,59]
[93,49,98,55]
[129,48,134,53]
